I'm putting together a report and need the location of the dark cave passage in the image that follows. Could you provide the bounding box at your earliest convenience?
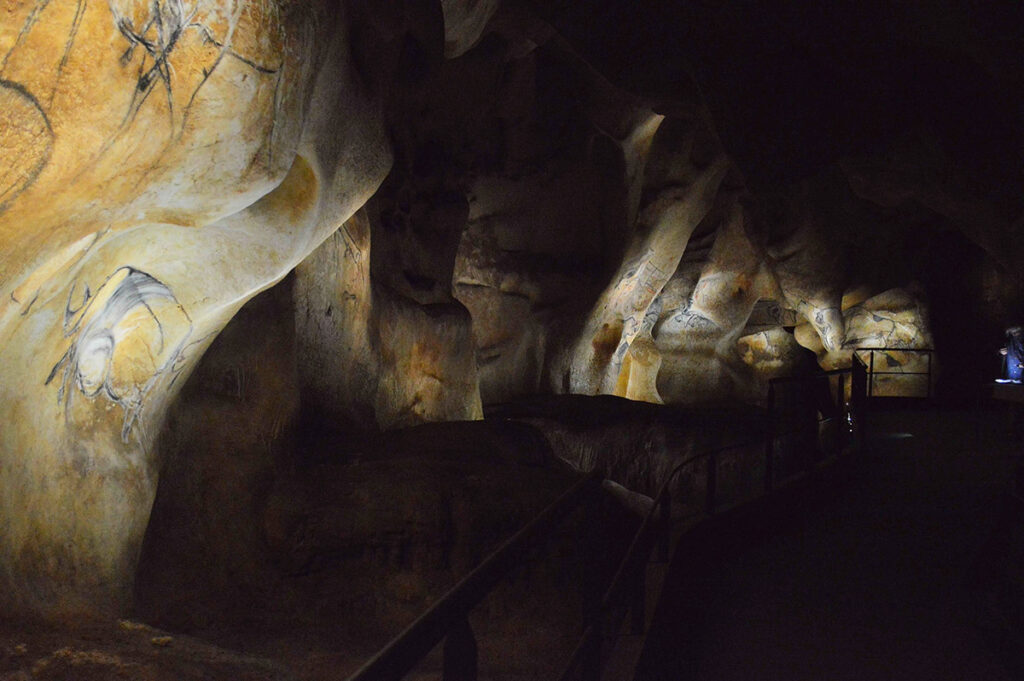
[638,407,1020,680]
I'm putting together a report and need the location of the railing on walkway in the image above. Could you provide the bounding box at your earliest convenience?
[348,362,868,681]
[854,347,935,399]
[560,363,864,680]
[346,472,603,681]
[557,439,762,681]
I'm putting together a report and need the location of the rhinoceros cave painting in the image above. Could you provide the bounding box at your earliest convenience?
[1,1,1022,678]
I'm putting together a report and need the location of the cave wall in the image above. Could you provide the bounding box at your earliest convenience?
[0,0,393,619]
[1,0,1020,622]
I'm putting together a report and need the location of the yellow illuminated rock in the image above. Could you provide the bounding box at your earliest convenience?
[567,124,730,396]
[0,0,391,620]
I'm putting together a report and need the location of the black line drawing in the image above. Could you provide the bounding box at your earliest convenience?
[46,266,195,442]
[50,0,89,106]
[0,79,55,214]
[0,1,52,74]
[1,1,287,184]
[612,295,663,367]
[340,223,364,265]
[102,0,284,154]
[1,0,89,110]
[813,307,839,351]
[0,1,79,215]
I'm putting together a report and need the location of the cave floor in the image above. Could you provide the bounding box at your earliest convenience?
[639,405,1021,680]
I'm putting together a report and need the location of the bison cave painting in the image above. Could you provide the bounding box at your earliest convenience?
[46,266,195,443]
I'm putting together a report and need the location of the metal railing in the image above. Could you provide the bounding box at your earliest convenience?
[560,364,864,680]
[557,439,765,681]
[854,347,935,399]
[346,472,603,681]
[348,363,867,681]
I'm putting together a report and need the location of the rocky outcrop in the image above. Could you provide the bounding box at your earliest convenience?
[0,0,391,619]
[295,210,481,430]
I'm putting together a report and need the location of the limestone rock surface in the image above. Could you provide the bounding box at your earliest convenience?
[1,0,1017,642]
[0,0,391,619]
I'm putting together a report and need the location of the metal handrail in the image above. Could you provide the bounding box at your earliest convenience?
[853,347,935,398]
[558,438,767,681]
[767,367,855,384]
[561,366,862,680]
[346,471,602,681]
[349,366,866,681]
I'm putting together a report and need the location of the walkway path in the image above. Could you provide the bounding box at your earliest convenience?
[637,408,1018,680]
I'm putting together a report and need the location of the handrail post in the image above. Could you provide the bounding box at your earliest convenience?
[927,351,933,399]
[580,489,603,681]
[443,617,478,681]
[657,491,671,563]
[853,355,866,454]
[765,382,775,493]
[868,350,875,398]
[838,372,846,451]
[347,474,599,681]
[806,383,817,474]
[631,557,646,634]
[706,451,717,515]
